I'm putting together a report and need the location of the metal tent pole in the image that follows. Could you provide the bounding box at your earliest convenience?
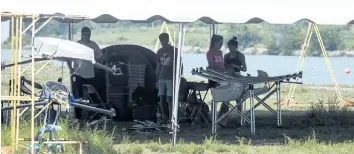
[15,15,23,148]
[30,14,36,154]
[171,23,177,147]
[171,22,185,147]
[68,20,75,115]
[10,15,17,148]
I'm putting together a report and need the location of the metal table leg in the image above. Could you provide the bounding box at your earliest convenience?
[249,84,255,134]
[211,100,217,135]
[276,81,282,126]
[240,100,246,126]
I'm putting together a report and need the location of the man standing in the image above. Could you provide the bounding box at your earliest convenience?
[67,27,104,119]
[156,33,180,125]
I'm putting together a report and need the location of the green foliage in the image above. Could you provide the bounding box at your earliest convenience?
[2,20,354,56]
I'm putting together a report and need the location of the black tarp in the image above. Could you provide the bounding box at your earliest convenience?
[100,44,157,89]
[73,44,186,121]
[93,45,158,121]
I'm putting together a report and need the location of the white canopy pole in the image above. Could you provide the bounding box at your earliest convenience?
[67,21,74,114]
[171,23,177,147]
[212,23,216,35]
[63,20,72,79]
[171,22,184,147]
[209,23,216,42]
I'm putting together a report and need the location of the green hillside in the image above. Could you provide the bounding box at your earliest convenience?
[2,20,354,56]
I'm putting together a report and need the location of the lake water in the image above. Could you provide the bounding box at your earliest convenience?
[2,49,354,85]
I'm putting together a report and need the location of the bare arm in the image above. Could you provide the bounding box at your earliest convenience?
[92,41,105,62]
[206,52,215,68]
[156,51,161,81]
[238,54,247,72]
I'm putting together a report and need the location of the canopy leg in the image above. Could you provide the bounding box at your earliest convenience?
[211,101,217,135]
[249,84,255,135]
[171,23,185,147]
[276,81,282,126]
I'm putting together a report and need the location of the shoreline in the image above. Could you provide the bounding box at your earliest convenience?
[3,45,354,57]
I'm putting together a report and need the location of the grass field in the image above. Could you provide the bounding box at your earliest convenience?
[2,63,354,154]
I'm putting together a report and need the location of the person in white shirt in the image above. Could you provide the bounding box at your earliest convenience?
[67,27,105,119]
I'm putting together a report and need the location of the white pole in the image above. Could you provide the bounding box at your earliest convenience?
[68,20,74,114]
[171,23,177,146]
[212,24,216,35]
[171,23,184,147]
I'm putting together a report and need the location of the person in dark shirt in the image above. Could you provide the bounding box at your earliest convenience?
[156,33,179,124]
[224,37,247,74]
[223,37,247,125]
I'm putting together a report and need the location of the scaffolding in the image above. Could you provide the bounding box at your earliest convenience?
[0,13,83,154]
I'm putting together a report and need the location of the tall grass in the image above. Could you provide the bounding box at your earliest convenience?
[114,134,354,154]
[1,116,116,153]
[2,95,354,154]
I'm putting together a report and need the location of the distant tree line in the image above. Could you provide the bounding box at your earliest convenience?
[2,20,354,56]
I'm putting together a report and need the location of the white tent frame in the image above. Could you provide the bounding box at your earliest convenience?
[2,1,352,149]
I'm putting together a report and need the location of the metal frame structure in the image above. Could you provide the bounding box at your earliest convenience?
[285,23,345,107]
[1,9,345,152]
[191,67,302,134]
[171,23,184,147]
[0,13,85,154]
[202,22,344,136]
